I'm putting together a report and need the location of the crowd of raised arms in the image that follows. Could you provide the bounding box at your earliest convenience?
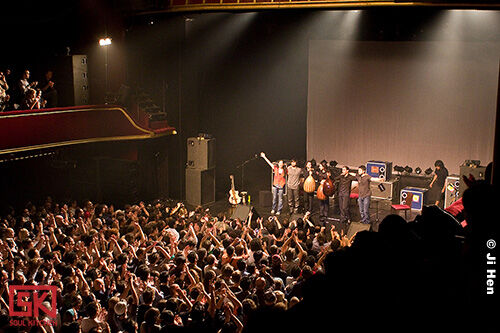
[0,197,353,333]
[0,177,497,333]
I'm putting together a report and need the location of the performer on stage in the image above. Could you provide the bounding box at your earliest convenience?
[356,165,372,224]
[429,160,448,208]
[317,162,329,223]
[302,160,316,214]
[260,152,286,215]
[287,159,301,214]
[335,166,356,224]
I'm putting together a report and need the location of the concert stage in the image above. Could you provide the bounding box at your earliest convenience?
[184,190,421,235]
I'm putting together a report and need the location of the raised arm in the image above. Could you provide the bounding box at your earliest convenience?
[260,152,274,168]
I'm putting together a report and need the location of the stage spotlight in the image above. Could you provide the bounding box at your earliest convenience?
[329,160,338,168]
[99,37,112,46]
[425,168,433,175]
[415,167,422,175]
[394,165,405,173]
[404,166,413,174]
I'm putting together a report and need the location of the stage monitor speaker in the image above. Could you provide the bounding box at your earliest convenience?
[187,137,215,169]
[444,175,460,208]
[259,190,272,207]
[459,165,486,198]
[185,168,215,206]
[289,213,305,223]
[346,222,371,239]
[230,205,261,221]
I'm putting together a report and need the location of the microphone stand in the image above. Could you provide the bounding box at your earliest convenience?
[236,155,259,194]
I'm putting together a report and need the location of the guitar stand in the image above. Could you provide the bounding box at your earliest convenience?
[240,191,248,205]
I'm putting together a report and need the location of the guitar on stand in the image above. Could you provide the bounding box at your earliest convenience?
[229,175,242,205]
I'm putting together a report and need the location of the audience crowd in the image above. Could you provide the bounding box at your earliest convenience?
[0,68,57,112]
[0,179,497,333]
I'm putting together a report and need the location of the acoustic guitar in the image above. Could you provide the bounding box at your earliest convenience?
[228,175,241,205]
[303,170,316,193]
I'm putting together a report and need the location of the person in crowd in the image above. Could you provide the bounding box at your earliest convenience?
[17,69,38,105]
[428,159,449,207]
[260,152,286,215]
[0,71,10,111]
[286,159,302,214]
[40,70,58,108]
[356,165,372,224]
[0,183,496,333]
[20,88,45,110]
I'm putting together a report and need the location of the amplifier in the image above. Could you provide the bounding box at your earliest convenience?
[400,187,428,211]
[444,175,460,208]
[370,178,400,201]
[459,165,486,198]
[366,161,392,180]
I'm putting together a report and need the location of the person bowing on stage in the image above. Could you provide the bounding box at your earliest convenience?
[260,152,287,215]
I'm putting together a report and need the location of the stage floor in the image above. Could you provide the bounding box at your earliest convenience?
[185,194,421,233]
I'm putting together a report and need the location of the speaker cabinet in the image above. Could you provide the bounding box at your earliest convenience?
[55,55,89,106]
[187,137,215,169]
[366,161,392,180]
[459,165,486,198]
[400,187,428,211]
[185,168,215,206]
[444,175,460,208]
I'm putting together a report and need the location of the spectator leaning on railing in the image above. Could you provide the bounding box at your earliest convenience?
[0,71,10,111]
[20,88,45,110]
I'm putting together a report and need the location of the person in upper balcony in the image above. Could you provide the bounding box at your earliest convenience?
[15,69,38,108]
[20,88,45,110]
[40,70,58,108]
[19,69,38,95]
[0,71,10,111]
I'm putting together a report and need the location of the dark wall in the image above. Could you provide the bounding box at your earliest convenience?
[0,138,170,210]
[126,12,310,199]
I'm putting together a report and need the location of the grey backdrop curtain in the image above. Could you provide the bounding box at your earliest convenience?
[307,40,499,174]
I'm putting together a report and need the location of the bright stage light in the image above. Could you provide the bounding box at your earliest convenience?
[99,38,112,46]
